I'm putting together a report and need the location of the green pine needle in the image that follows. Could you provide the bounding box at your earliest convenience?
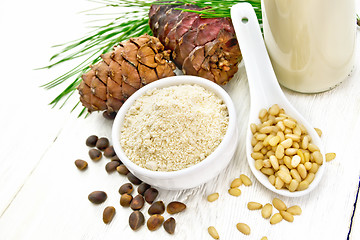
[41,0,262,116]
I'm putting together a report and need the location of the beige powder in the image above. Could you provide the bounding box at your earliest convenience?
[120,84,229,171]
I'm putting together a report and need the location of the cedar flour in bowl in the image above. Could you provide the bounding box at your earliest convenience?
[120,84,229,171]
[112,76,238,190]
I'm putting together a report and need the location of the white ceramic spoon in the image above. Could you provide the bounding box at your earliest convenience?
[231,3,326,197]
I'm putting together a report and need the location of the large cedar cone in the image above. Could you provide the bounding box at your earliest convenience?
[149,4,242,85]
[78,34,176,113]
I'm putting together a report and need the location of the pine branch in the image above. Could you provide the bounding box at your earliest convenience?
[41,0,262,116]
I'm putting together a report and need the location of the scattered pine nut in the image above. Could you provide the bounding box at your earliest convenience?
[270,213,283,225]
[208,226,219,239]
[280,210,294,222]
[247,202,263,210]
[236,223,251,235]
[272,198,287,211]
[228,188,241,197]
[261,203,273,219]
[286,205,302,215]
[207,193,219,202]
[240,174,252,186]
[325,152,336,162]
[314,128,322,137]
[230,178,242,188]
[261,237,268,240]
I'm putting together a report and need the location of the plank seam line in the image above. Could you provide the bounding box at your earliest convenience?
[347,176,360,240]
[0,129,62,219]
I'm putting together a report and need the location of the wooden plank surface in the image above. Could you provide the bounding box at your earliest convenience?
[0,1,359,239]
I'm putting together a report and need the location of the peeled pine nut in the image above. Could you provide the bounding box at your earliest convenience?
[255,160,264,170]
[297,164,307,179]
[277,121,286,131]
[288,179,299,192]
[293,125,302,136]
[253,142,263,152]
[283,119,296,128]
[284,128,292,134]
[251,137,257,147]
[263,120,272,127]
[283,156,292,169]
[261,148,268,155]
[261,168,274,176]
[280,210,294,222]
[304,162,312,171]
[280,138,293,148]
[279,165,289,173]
[259,108,267,119]
[268,175,276,185]
[285,148,298,156]
[261,237,268,240]
[277,170,292,184]
[263,135,274,146]
[297,181,309,191]
[207,193,219,202]
[260,126,273,134]
[290,169,302,182]
[292,142,300,149]
[314,127,322,137]
[240,174,252,186]
[277,131,285,141]
[230,178,242,188]
[266,151,275,158]
[272,198,287,211]
[308,143,320,152]
[269,136,280,146]
[228,188,241,197]
[309,163,319,173]
[301,135,309,149]
[270,213,283,225]
[236,223,251,235]
[286,205,302,215]
[275,177,284,189]
[263,159,271,168]
[247,202,263,210]
[325,153,336,162]
[285,134,301,142]
[269,104,280,115]
[250,123,257,134]
[269,156,279,171]
[275,145,285,160]
[256,133,267,141]
[312,151,323,165]
[251,152,264,160]
[297,150,305,163]
[291,155,301,168]
[305,173,315,184]
[208,226,219,239]
[261,203,273,219]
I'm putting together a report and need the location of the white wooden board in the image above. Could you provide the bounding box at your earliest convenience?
[0,1,359,239]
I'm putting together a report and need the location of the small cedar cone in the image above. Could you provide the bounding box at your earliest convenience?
[149,4,242,85]
[78,34,176,113]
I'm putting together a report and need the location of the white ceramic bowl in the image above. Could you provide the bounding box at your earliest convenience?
[112,75,238,190]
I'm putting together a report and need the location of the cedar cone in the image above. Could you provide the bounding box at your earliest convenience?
[149,3,242,85]
[78,34,176,113]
